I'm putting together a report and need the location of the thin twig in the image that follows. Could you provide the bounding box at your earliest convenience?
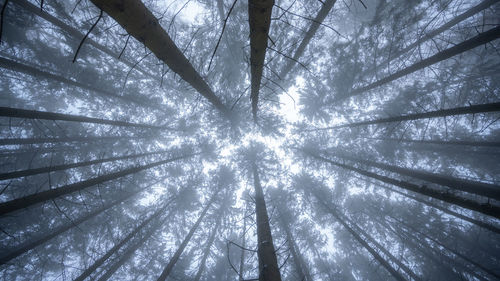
[73,10,103,63]
[208,0,238,72]
[0,0,9,44]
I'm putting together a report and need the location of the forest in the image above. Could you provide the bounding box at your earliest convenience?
[0,0,499,280]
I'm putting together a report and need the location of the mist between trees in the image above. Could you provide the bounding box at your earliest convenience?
[0,0,499,280]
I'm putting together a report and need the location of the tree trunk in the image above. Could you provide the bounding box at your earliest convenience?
[280,0,336,80]
[156,190,219,281]
[0,135,145,146]
[239,209,247,281]
[336,26,500,101]
[89,0,231,119]
[365,137,500,148]
[193,210,223,281]
[324,150,500,200]
[74,196,175,281]
[248,0,274,121]
[252,161,282,281]
[310,190,407,281]
[0,189,143,265]
[0,107,170,130]
[0,149,172,180]
[0,153,194,216]
[304,150,500,219]
[319,102,500,129]
[0,57,167,112]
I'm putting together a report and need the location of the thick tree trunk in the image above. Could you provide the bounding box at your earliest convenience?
[11,0,158,81]
[304,150,500,219]
[74,196,175,281]
[0,149,171,180]
[318,102,500,129]
[324,151,500,200]
[252,162,282,281]
[366,0,498,77]
[89,0,231,119]
[248,0,274,121]
[0,57,167,112]
[0,107,170,130]
[156,191,219,281]
[0,153,193,215]
[310,191,407,281]
[280,0,336,80]
[336,26,500,102]
[0,189,142,265]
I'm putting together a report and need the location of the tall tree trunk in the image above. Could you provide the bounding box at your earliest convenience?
[280,0,336,80]
[366,137,500,148]
[0,149,172,180]
[317,102,500,129]
[74,196,175,281]
[0,107,170,130]
[156,190,220,281]
[252,161,282,281]
[248,0,274,122]
[0,153,194,216]
[368,0,499,76]
[0,135,145,146]
[322,150,500,199]
[0,189,144,265]
[11,0,159,81]
[309,189,407,281]
[193,210,223,281]
[336,26,500,102]
[303,150,500,219]
[239,209,247,281]
[89,0,231,119]
[0,57,167,112]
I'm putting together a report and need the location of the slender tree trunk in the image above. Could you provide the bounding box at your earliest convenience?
[248,0,274,121]
[0,153,194,216]
[238,209,247,281]
[310,190,407,281]
[0,107,170,130]
[356,175,500,234]
[0,57,167,112]
[366,137,500,148]
[336,26,500,101]
[193,210,223,281]
[323,150,500,199]
[369,0,499,76]
[0,135,146,146]
[318,102,500,129]
[252,161,282,281]
[0,149,172,180]
[156,191,219,281]
[89,0,231,119]
[11,0,159,81]
[303,150,500,219]
[74,196,175,281]
[0,189,143,265]
[280,0,336,79]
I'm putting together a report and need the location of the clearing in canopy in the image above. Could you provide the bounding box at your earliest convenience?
[1,0,500,280]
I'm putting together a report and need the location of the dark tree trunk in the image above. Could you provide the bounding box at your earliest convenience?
[304,150,500,219]
[336,26,500,101]
[0,154,194,215]
[252,161,282,281]
[193,210,223,281]
[74,196,175,281]
[0,135,145,146]
[89,0,231,119]
[156,191,219,281]
[366,137,500,148]
[248,0,274,121]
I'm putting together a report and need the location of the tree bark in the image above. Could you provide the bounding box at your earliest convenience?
[74,196,175,281]
[252,161,282,281]
[89,0,231,119]
[317,102,500,129]
[304,150,500,219]
[0,107,170,130]
[0,153,194,216]
[156,190,219,281]
[0,135,144,146]
[336,26,500,102]
[248,0,274,122]
[324,150,500,200]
